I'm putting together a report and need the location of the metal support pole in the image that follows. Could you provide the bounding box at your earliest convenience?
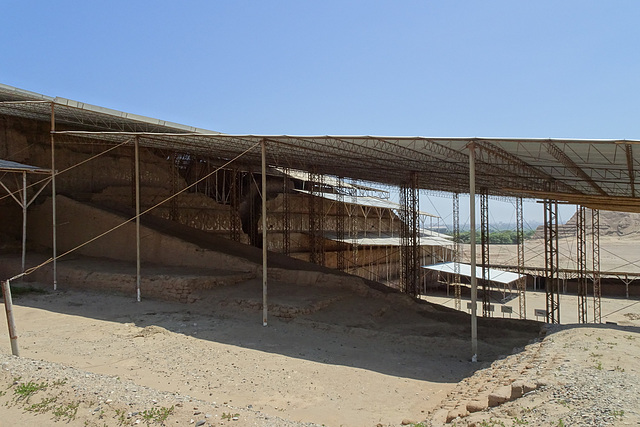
[469,143,478,362]
[21,171,27,274]
[261,140,268,327]
[592,209,602,323]
[576,205,587,323]
[480,190,490,317]
[516,197,526,319]
[135,137,141,302]
[1,279,19,356]
[336,177,346,271]
[282,167,291,256]
[50,103,57,290]
[453,193,461,311]
[544,199,560,323]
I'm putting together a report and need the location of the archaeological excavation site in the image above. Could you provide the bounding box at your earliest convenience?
[2,83,640,426]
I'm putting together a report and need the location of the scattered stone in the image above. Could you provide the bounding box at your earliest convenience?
[488,385,512,407]
[466,399,488,413]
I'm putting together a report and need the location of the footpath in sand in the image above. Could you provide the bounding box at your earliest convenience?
[0,274,542,427]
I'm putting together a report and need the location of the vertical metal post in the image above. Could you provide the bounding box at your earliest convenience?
[50,102,57,290]
[135,137,141,302]
[261,140,268,327]
[21,171,27,274]
[592,209,602,323]
[336,177,346,271]
[399,172,419,296]
[2,279,19,356]
[480,190,490,316]
[544,199,560,323]
[516,197,526,319]
[453,193,461,311]
[282,167,291,256]
[230,169,241,242]
[576,205,587,323]
[308,172,318,264]
[469,143,478,362]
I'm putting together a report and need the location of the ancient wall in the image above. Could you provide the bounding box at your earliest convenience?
[29,195,260,274]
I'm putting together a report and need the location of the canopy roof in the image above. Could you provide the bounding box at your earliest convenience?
[0,159,51,174]
[423,262,524,285]
[294,189,438,218]
[2,83,639,212]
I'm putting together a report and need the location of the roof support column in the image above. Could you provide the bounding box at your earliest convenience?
[261,139,268,327]
[21,172,27,275]
[469,142,478,362]
[50,102,57,290]
[516,197,526,319]
[480,190,491,317]
[544,198,560,323]
[453,193,461,311]
[591,209,602,323]
[135,136,141,302]
[576,205,587,323]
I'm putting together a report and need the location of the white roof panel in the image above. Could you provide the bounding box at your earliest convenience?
[422,262,524,285]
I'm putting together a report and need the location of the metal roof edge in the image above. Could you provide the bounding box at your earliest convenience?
[52,97,220,134]
[0,83,54,101]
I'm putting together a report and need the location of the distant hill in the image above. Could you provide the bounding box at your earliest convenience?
[533,209,640,238]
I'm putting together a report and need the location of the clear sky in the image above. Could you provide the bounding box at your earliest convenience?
[2,1,639,226]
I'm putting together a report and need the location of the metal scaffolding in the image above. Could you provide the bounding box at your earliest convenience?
[170,152,179,221]
[453,193,461,310]
[400,172,420,296]
[282,167,291,256]
[592,208,602,323]
[347,184,359,274]
[576,205,588,323]
[229,169,242,242]
[544,199,561,323]
[480,190,491,316]
[515,197,526,319]
[335,177,347,271]
[308,171,325,266]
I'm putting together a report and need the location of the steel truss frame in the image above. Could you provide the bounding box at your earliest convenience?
[308,171,325,266]
[544,199,561,323]
[480,190,491,316]
[282,167,291,255]
[335,177,347,271]
[400,172,420,296]
[592,209,602,323]
[229,169,242,241]
[453,193,461,310]
[576,205,588,323]
[515,197,526,319]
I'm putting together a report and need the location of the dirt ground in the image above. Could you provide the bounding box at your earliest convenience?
[0,272,544,427]
[1,233,640,426]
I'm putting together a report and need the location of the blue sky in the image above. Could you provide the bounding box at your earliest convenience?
[2,1,639,225]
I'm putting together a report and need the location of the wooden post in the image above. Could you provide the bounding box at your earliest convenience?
[1,279,20,356]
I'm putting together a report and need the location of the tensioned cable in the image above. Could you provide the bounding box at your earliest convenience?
[17,141,261,280]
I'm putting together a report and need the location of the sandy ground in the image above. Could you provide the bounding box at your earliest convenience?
[0,275,542,427]
[476,235,640,274]
[2,234,640,426]
[423,290,640,325]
